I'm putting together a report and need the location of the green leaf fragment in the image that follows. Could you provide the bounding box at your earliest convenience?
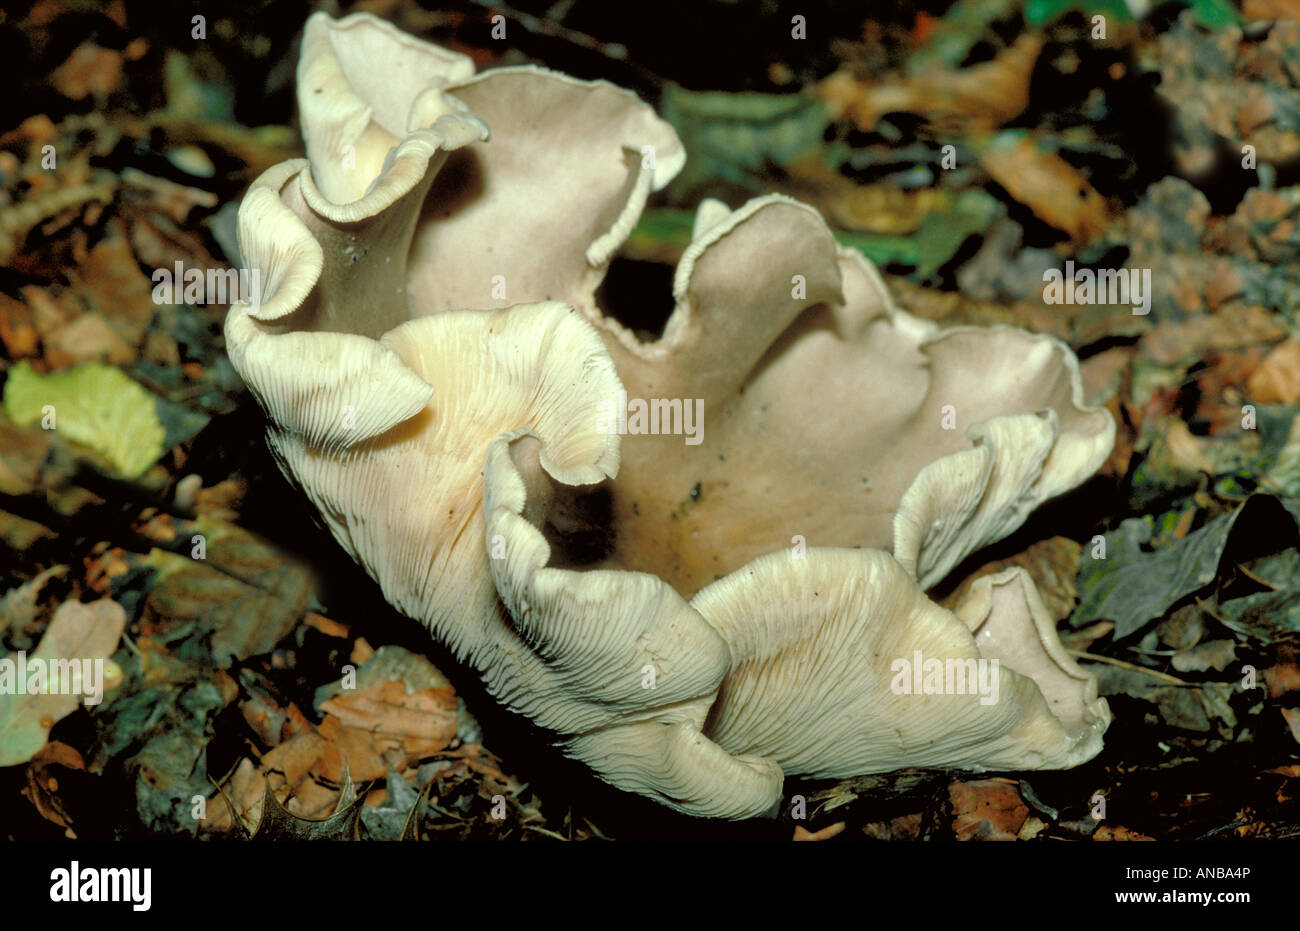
[1189,0,1244,29]
[1023,0,1133,26]
[912,188,1003,279]
[629,208,922,269]
[659,84,836,197]
[3,362,167,479]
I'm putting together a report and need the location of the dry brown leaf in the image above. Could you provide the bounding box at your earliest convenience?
[209,678,458,833]
[315,717,390,782]
[942,537,1082,622]
[1080,344,1133,408]
[319,679,458,771]
[50,43,122,101]
[978,135,1112,243]
[351,637,376,665]
[192,477,245,521]
[21,740,86,838]
[1145,419,1214,482]
[783,158,950,234]
[0,565,66,637]
[0,292,40,359]
[818,34,1043,134]
[793,821,846,841]
[1093,824,1155,841]
[950,779,1029,841]
[1141,304,1287,366]
[205,732,334,833]
[73,228,156,349]
[1265,658,1300,699]
[210,729,439,832]
[0,599,126,766]
[44,313,135,368]
[23,285,78,344]
[1247,340,1300,405]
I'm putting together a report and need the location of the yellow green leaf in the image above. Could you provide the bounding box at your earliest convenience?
[3,362,166,479]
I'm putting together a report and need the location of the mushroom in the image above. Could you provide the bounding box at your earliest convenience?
[486,431,1107,816]
[223,11,1113,818]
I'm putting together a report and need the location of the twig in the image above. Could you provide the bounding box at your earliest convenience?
[524,824,569,841]
[1068,649,1190,685]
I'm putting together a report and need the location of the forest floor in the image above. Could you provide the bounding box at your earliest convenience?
[2,0,1299,840]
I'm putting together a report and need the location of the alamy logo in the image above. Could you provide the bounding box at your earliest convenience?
[151,262,262,307]
[889,651,1000,706]
[1042,261,1151,315]
[595,390,704,446]
[49,861,151,911]
[0,653,105,705]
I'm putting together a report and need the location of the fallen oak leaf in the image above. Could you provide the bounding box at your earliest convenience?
[141,548,304,668]
[318,679,459,777]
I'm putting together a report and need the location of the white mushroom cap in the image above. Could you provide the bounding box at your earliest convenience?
[298,11,478,206]
[483,432,783,818]
[257,302,620,660]
[479,429,1109,815]
[269,14,1117,601]
[585,200,1116,596]
[406,65,686,313]
[692,550,1109,777]
[953,565,1110,749]
[219,12,1116,818]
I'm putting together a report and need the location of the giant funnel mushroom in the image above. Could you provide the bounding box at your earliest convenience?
[224,11,1113,819]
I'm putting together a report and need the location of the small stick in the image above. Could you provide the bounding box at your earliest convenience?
[1069,649,1190,685]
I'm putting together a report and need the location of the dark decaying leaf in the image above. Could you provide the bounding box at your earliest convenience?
[1072,495,1297,639]
[360,766,422,841]
[401,778,436,842]
[807,769,948,818]
[250,765,366,841]
[143,549,306,668]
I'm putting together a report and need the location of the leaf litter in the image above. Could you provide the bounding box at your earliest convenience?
[4,0,1300,842]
